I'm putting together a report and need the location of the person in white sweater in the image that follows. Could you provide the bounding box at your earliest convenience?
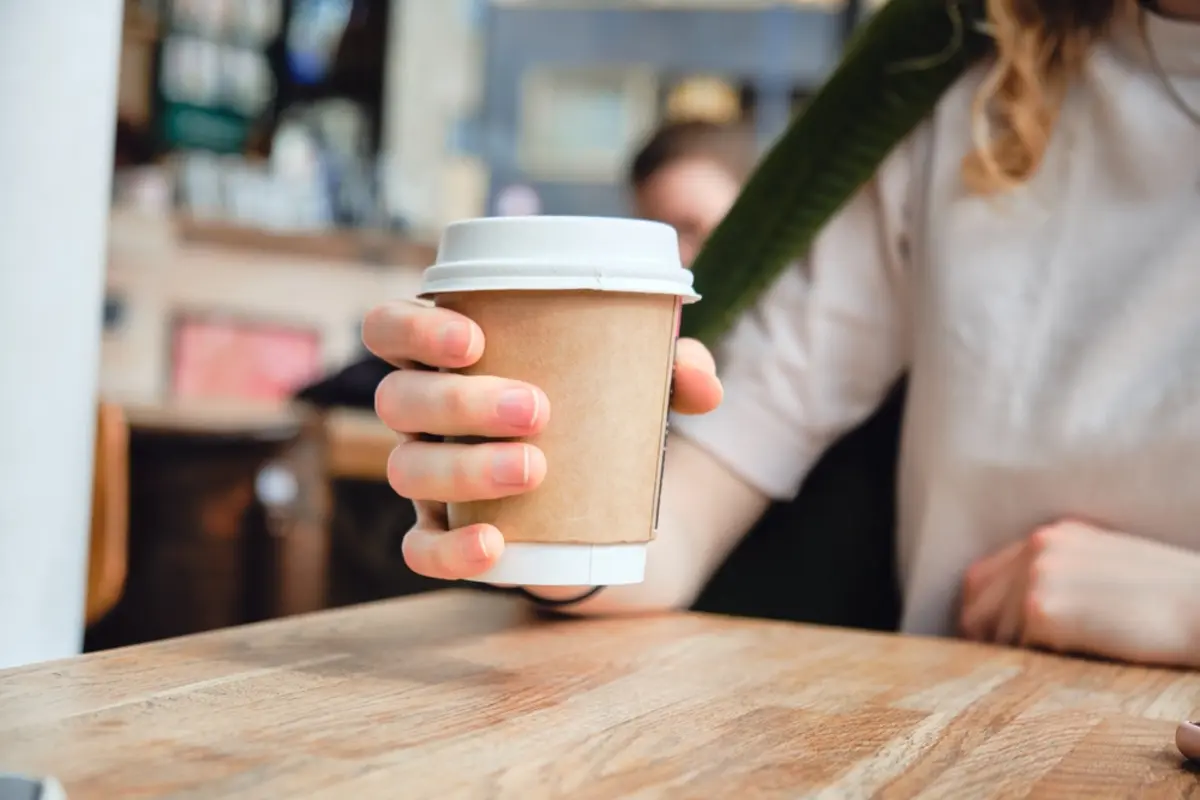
[364,0,1200,669]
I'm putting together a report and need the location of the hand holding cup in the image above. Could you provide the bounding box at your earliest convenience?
[364,217,722,584]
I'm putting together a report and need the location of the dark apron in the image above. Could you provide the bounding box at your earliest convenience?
[692,380,905,632]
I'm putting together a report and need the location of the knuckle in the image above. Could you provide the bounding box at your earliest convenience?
[430,538,462,579]
[375,371,424,433]
[1057,519,1091,542]
[386,442,421,498]
[400,528,425,567]
[448,446,480,491]
[440,380,475,421]
[401,528,447,579]
[1026,551,1051,595]
[363,300,410,342]
[1028,523,1058,554]
[373,372,398,423]
[362,300,391,330]
[397,310,427,354]
[360,305,383,343]
[1023,589,1047,633]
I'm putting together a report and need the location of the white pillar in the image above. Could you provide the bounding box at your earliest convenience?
[381,0,483,235]
[0,1,122,669]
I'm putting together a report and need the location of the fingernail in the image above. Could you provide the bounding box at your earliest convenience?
[440,322,474,359]
[492,446,530,485]
[496,388,539,428]
[461,528,493,563]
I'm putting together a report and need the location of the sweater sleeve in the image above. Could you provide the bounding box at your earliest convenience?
[670,134,919,501]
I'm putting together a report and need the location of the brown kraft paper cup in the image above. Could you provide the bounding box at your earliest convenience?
[438,290,679,546]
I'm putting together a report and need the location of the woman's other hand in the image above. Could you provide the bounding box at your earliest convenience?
[361,299,723,581]
[960,519,1200,668]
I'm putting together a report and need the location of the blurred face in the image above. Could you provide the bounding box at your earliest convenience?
[633,158,741,267]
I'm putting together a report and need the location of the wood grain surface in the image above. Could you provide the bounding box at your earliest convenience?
[1,591,1197,799]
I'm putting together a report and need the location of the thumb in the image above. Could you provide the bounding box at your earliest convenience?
[671,337,722,415]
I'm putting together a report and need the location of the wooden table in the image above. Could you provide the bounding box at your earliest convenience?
[3,591,1197,798]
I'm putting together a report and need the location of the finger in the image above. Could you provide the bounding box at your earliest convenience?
[672,338,723,415]
[959,541,1026,640]
[387,440,547,503]
[993,550,1033,647]
[402,523,505,580]
[965,540,1025,597]
[1017,550,1064,653]
[362,300,484,369]
[993,590,1025,647]
[376,370,550,437]
[959,570,1012,641]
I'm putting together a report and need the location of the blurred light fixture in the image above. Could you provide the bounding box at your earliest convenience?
[665,76,740,124]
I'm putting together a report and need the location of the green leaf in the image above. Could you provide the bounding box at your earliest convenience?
[681,0,992,345]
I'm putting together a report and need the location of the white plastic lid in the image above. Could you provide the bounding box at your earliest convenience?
[419,216,699,301]
[462,542,647,587]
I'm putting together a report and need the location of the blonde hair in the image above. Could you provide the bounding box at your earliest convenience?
[963,0,1122,193]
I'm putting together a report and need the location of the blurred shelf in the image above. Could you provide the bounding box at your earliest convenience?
[122,400,396,478]
[174,216,438,268]
[123,399,305,441]
[118,400,395,481]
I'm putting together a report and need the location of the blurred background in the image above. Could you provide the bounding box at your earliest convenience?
[29,0,888,656]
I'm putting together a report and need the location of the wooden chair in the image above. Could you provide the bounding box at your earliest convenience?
[87,402,129,627]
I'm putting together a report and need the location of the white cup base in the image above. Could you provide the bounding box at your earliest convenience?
[462,542,647,587]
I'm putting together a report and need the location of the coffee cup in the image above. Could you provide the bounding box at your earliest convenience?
[418,216,699,585]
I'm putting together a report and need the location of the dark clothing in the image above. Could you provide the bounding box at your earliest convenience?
[693,382,904,631]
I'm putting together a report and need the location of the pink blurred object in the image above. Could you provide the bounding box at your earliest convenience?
[170,315,322,403]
